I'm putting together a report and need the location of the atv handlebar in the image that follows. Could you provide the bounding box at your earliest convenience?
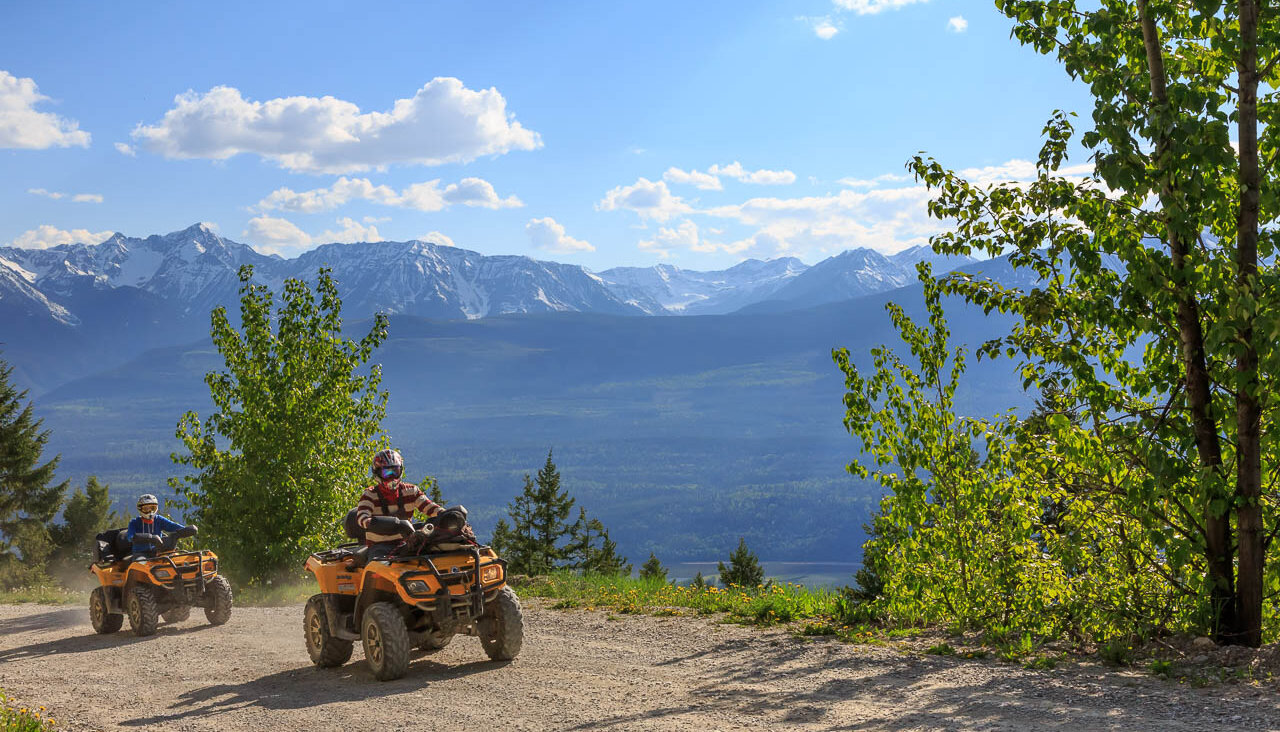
[365,516,415,538]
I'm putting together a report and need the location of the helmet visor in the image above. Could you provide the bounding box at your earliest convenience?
[139,504,158,517]
[378,466,402,480]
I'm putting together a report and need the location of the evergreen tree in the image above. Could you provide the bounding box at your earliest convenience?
[569,508,630,576]
[691,571,707,589]
[639,552,667,582]
[718,537,765,589]
[0,358,67,588]
[495,452,576,575]
[49,477,126,581]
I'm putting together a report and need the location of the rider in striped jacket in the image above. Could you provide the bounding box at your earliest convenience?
[356,449,442,548]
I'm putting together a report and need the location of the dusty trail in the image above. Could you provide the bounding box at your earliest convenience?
[1,600,1278,731]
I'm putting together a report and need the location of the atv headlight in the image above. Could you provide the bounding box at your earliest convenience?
[405,580,429,595]
[153,568,174,580]
[482,566,501,583]
[202,561,216,573]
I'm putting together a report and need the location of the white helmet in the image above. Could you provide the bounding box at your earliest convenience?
[137,494,159,520]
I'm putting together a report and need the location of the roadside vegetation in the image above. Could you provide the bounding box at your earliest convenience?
[0,690,56,731]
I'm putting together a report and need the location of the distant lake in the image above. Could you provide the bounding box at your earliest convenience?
[671,561,860,589]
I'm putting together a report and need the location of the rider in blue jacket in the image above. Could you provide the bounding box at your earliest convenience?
[125,494,186,557]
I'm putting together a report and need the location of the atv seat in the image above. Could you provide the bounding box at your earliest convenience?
[94,528,134,564]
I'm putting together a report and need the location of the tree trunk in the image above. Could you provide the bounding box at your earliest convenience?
[1136,0,1237,640]
[1235,0,1263,648]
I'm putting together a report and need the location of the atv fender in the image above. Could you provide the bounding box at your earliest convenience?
[321,593,359,641]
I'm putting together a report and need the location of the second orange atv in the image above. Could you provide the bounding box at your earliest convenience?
[89,525,233,636]
[303,506,522,681]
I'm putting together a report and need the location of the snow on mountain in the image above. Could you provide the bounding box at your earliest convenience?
[889,244,977,274]
[597,257,808,315]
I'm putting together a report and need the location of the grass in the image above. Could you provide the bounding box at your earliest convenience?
[0,586,85,605]
[233,581,314,607]
[518,571,888,642]
[1,690,56,730]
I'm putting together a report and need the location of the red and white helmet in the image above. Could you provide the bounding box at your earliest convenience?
[372,449,404,482]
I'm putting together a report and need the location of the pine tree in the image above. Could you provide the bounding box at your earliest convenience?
[569,509,630,576]
[49,476,126,579]
[0,358,68,588]
[496,451,577,575]
[718,537,765,590]
[691,571,707,589]
[639,552,667,582]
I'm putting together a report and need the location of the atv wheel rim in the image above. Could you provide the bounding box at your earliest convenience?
[307,613,323,649]
[91,593,104,623]
[366,623,383,665]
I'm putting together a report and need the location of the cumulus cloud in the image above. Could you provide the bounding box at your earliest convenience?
[638,220,704,257]
[419,230,456,248]
[526,217,594,253]
[710,161,797,185]
[244,215,312,254]
[255,175,522,213]
[257,175,522,212]
[597,178,693,222]
[837,173,912,188]
[9,224,112,249]
[132,78,542,174]
[947,16,968,33]
[834,0,929,14]
[318,217,383,244]
[0,71,91,149]
[114,142,136,156]
[814,19,840,39]
[28,188,102,203]
[663,167,722,191]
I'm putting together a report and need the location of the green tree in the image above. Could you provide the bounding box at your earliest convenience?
[904,0,1280,646]
[639,552,668,582]
[171,266,389,584]
[718,538,765,589]
[569,508,630,576]
[49,476,126,580]
[0,358,67,589]
[690,571,707,589]
[491,452,577,575]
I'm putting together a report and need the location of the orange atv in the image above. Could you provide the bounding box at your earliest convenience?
[303,506,523,681]
[89,525,233,636]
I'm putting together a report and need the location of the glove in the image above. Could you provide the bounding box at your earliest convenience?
[398,518,415,536]
[149,534,165,547]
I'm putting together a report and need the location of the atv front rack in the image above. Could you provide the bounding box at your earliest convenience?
[394,546,507,620]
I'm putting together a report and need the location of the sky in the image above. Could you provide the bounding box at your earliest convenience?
[0,0,1094,271]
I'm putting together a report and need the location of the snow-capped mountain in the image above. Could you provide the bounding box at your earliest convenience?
[597,257,809,315]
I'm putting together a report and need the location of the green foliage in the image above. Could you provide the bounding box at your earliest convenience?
[690,571,706,589]
[639,552,668,582]
[170,266,389,584]
[1148,658,1173,677]
[0,358,67,590]
[48,477,126,582]
[925,643,956,656]
[0,690,55,731]
[835,1,1280,647]
[491,450,625,576]
[718,537,765,589]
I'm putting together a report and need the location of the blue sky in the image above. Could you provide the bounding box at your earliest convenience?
[0,0,1092,270]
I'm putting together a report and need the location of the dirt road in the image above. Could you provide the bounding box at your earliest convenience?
[2,599,1278,731]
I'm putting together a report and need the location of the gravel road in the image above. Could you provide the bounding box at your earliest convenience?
[2,599,1279,731]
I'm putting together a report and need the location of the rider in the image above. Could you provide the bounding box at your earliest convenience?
[125,494,186,557]
[355,449,442,558]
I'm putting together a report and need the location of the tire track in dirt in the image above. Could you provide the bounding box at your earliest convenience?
[2,601,1278,731]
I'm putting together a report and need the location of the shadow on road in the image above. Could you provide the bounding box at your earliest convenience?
[0,608,84,635]
[0,621,212,662]
[118,656,509,727]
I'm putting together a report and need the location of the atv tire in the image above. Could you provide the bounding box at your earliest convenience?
[162,605,191,623]
[477,586,523,661]
[204,576,233,625]
[90,587,123,634]
[126,584,159,637]
[362,602,411,681]
[305,595,353,668]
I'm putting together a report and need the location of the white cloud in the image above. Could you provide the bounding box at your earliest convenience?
[837,173,912,188]
[663,166,723,191]
[947,16,968,33]
[114,142,136,157]
[834,0,929,15]
[244,215,312,254]
[28,188,102,203]
[255,175,521,213]
[9,224,112,249]
[597,178,693,222]
[419,230,456,248]
[638,220,705,257]
[710,161,797,185]
[814,19,840,39]
[0,71,91,150]
[132,78,542,174]
[526,217,594,253]
[318,217,383,244]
